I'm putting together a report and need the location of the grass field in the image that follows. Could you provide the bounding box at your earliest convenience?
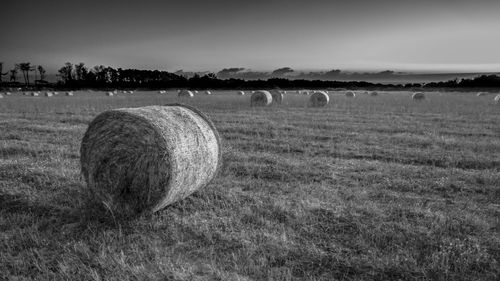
[1,90,499,280]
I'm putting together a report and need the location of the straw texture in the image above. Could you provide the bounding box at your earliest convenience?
[270,90,284,104]
[309,91,329,107]
[178,90,194,97]
[250,90,272,106]
[412,92,425,100]
[80,104,221,215]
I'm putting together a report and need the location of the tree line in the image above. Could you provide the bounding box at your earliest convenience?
[2,61,500,90]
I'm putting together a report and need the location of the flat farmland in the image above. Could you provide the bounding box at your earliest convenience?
[1,90,499,280]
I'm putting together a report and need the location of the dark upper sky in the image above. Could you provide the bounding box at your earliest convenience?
[2,0,500,73]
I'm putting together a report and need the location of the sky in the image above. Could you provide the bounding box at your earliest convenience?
[2,0,500,73]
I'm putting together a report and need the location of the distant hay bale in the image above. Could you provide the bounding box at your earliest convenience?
[66,91,74,96]
[270,90,284,104]
[309,91,330,107]
[369,91,378,96]
[107,92,114,96]
[205,90,212,95]
[494,94,500,104]
[0,94,3,99]
[194,90,199,94]
[45,92,53,97]
[477,92,486,96]
[412,92,425,100]
[31,92,39,97]
[80,104,221,215]
[23,92,29,96]
[250,90,272,106]
[178,89,194,98]
[158,90,166,94]
[5,92,12,96]
[53,92,59,95]
[238,91,245,96]
[301,90,310,95]
[345,91,355,97]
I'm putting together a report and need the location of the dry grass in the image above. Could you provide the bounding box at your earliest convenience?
[0,90,499,280]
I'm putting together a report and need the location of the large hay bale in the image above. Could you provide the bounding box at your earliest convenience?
[45,92,53,97]
[494,94,500,104]
[345,91,355,97]
[178,89,194,98]
[238,91,245,96]
[31,92,39,97]
[80,104,221,215]
[412,92,425,100]
[66,91,74,96]
[107,92,114,96]
[309,91,329,107]
[270,90,284,104]
[205,90,212,95]
[250,90,272,106]
[0,94,3,99]
[477,92,486,96]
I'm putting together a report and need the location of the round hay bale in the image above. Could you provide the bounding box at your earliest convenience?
[369,91,378,96]
[477,92,486,96]
[106,92,114,96]
[178,89,194,98]
[238,91,245,96]
[45,92,53,97]
[270,90,284,104]
[412,92,425,100]
[205,90,212,95]
[309,91,330,107]
[494,94,500,104]
[194,90,199,94]
[80,104,221,215]
[158,90,166,94]
[66,91,74,96]
[250,90,272,106]
[5,92,12,96]
[31,92,39,97]
[0,94,3,99]
[345,91,355,97]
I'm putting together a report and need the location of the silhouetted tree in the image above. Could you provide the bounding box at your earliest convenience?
[74,62,88,81]
[37,65,46,81]
[16,62,34,86]
[58,62,74,83]
[9,68,18,82]
[0,62,8,83]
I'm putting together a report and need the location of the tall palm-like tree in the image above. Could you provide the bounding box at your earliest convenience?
[16,62,35,86]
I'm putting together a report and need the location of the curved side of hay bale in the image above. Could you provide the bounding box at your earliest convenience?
[309,91,329,107]
[494,94,500,104]
[178,90,194,98]
[45,92,53,97]
[250,90,272,106]
[345,91,355,97]
[270,90,284,104]
[477,92,486,96]
[412,92,425,100]
[205,91,212,95]
[80,104,221,215]
[238,91,245,96]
